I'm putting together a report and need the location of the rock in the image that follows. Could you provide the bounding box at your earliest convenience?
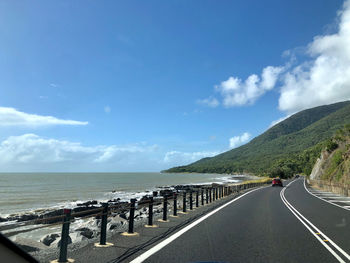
[53,235,72,247]
[76,227,93,239]
[159,189,174,197]
[76,200,98,206]
[119,213,127,220]
[17,214,39,222]
[40,233,60,246]
[108,215,127,230]
[73,205,100,217]
[0,217,8,222]
[69,232,86,243]
[39,209,64,224]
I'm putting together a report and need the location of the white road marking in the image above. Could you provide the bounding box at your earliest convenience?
[314,193,342,196]
[282,180,350,262]
[129,186,268,263]
[329,200,350,203]
[324,196,350,200]
[304,179,350,212]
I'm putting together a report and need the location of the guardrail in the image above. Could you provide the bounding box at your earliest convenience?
[307,178,350,197]
[1,180,271,263]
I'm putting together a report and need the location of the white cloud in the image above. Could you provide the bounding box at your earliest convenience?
[197,97,220,107]
[278,0,350,113]
[104,106,111,113]
[214,66,283,107]
[0,107,88,127]
[163,150,221,166]
[0,134,159,171]
[229,132,251,148]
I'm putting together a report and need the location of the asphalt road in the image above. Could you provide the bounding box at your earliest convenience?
[128,178,350,263]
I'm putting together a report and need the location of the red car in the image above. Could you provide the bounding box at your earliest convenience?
[272,178,283,187]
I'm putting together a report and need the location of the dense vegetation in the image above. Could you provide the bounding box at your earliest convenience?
[320,124,350,182]
[165,101,350,178]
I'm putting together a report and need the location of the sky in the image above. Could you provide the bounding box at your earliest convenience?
[0,0,350,172]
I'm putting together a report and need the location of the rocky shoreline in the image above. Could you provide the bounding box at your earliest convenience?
[1,175,258,261]
[1,183,224,253]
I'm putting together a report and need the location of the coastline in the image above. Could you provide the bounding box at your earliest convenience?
[0,174,261,261]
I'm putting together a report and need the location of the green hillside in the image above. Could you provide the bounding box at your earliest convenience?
[165,101,350,178]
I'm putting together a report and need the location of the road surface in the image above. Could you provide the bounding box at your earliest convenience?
[128,178,350,263]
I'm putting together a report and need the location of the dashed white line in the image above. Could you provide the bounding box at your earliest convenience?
[304,179,350,212]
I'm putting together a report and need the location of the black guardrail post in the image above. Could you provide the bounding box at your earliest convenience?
[205,189,208,204]
[163,196,168,221]
[58,208,71,263]
[128,199,137,234]
[148,197,153,226]
[99,203,108,245]
[201,189,204,206]
[196,191,199,207]
[209,188,212,203]
[173,192,177,216]
[216,187,218,200]
[183,192,187,212]
[189,191,193,210]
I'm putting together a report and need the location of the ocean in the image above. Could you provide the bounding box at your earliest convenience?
[0,172,245,217]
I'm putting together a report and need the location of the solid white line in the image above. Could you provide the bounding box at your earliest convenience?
[280,187,345,263]
[130,186,267,263]
[329,200,350,203]
[316,194,342,196]
[284,180,350,261]
[304,179,350,212]
[322,196,350,199]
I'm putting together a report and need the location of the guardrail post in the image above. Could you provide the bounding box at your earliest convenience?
[148,197,153,226]
[196,191,199,207]
[201,189,204,206]
[190,191,193,210]
[99,203,108,245]
[163,196,168,221]
[183,192,187,212]
[216,187,218,200]
[209,188,212,202]
[173,192,177,216]
[58,208,71,263]
[206,189,209,204]
[128,199,137,234]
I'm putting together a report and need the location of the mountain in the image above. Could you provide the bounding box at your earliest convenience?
[165,101,350,177]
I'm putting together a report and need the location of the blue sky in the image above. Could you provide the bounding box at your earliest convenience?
[1,0,350,172]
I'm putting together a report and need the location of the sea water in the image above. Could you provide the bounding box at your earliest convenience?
[0,172,244,217]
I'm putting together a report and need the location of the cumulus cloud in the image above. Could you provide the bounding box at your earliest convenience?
[278,1,350,113]
[214,66,284,107]
[197,97,220,108]
[229,132,251,148]
[0,134,159,171]
[0,107,88,127]
[163,150,221,166]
